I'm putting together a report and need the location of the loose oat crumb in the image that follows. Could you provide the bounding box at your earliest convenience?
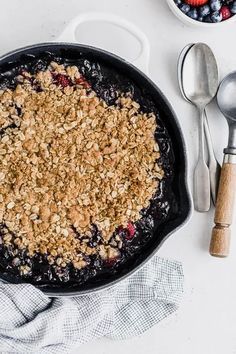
[7,202,15,210]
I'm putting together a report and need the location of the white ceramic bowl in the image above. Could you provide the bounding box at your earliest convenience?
[167,0,236,28]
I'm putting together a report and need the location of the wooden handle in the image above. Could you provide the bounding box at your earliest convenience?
[210,161,236,257]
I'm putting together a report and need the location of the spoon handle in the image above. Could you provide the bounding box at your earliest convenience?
[193,108,211,212]
[210,155,236,257]
[203,112,221,205]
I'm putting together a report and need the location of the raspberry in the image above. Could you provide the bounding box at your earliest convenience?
[76,75,91,89]
[104,257,118,267]
[220,5,232,19]
[53,74,71,88]
[126,222,136,240]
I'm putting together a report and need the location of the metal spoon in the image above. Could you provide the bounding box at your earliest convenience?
[210,71,236,257]
[178,44,221,206]
[182,43,219,212]
[178,43,194,102]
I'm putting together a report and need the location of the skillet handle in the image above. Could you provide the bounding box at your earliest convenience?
[56,12,150,74]
[210,155,236,257]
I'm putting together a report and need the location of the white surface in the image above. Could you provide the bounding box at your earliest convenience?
[0,1,236,353]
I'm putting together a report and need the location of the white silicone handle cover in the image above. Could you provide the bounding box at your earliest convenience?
[57,12,150,74]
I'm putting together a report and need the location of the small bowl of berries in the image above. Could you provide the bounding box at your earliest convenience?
[167,0,236,26]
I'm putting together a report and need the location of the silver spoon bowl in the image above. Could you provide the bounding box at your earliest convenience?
[217,71,236,151]
[178,44,194,101]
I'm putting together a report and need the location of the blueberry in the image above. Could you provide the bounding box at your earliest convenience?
[210,0,221,11]
[198,16,204,21]
[174,0,182,5]
[204,15,213,22]
[198,5,211,17]
[211,10,223,22]
[179,3,190,14]
[187,8,198,19]
[12,257,21,267]
[230,1,236,14]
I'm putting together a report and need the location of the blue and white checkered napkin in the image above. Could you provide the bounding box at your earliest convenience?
[0,256,184,354]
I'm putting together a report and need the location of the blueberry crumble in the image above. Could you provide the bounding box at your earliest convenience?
[0,57,175,287]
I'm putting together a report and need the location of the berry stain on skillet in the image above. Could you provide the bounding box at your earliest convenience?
[0,52,177,289]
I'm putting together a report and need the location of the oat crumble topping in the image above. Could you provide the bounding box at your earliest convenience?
[0,62,164,270]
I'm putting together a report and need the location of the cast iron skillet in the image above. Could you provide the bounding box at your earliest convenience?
[0,43,191,296]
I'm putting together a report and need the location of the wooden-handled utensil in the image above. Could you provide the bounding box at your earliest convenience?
[210,157,236,257]
[210,72,236,257]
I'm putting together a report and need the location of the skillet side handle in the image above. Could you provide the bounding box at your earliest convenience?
[57,12,150,74]
[210,157,236,257]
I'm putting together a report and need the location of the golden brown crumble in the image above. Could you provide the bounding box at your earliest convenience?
[0,62,164,268]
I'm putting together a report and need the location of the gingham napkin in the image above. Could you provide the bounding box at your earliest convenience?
[0,256,184,354]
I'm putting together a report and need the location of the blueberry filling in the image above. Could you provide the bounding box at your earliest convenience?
[0,53,176,288]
